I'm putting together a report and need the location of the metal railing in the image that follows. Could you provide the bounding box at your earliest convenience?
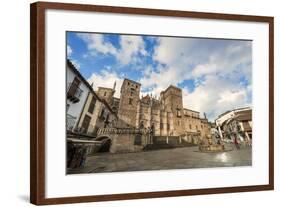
[67,82,83,99]
[97,127,146,135]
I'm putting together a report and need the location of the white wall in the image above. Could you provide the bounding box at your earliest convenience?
[66,65,89,121]
[216,108,251,126]
[0,0,280,207]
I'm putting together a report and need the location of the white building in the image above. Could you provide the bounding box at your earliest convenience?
[66,59,118,137]
[66,60,91,131]
[215,107,252,140]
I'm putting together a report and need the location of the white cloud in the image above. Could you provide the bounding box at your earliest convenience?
[139,64,186,96]
[140,37,212,96]
[153,37,252,75]
[182,75,251,121]
[140,37,252,121]
[87,69,123,98]
[67,45,72,56]
[153,37,194,65]
[116,35,147,65]
[77,33,117,56]
[192,62,218,77]
[77,33,147,66]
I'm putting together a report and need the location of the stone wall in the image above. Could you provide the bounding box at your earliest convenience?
[110,133,136,153]
[97,128,150,153]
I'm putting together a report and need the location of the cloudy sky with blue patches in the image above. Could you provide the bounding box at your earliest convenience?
[67,32,252,121]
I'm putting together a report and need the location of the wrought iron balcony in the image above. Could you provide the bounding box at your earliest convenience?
[67,82,83,103]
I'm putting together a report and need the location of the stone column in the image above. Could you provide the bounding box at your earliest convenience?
[135,101,141,127]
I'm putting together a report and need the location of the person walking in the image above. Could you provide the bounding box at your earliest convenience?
[234,136,240,150]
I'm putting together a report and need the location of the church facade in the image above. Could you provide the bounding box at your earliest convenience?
[105,78,211,140]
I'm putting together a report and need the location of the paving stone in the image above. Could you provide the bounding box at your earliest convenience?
[67,144,252,174]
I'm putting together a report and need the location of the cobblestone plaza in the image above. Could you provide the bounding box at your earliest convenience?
[68,144,252,174]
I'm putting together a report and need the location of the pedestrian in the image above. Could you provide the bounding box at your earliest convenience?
[234,136,240,150]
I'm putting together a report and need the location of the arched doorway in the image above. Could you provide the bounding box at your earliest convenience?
[95,136,112,152]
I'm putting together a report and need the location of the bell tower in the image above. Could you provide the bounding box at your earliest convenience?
[118,79,141,127]
[162,85,184,135]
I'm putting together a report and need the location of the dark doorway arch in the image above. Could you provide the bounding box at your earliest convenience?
[95,136,112,152]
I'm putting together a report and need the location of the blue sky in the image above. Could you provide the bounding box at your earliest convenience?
[67,31,252,121]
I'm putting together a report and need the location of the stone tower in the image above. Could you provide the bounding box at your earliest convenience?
[161,85,184,135]
[118,79,141,127]
[97,87,115,105]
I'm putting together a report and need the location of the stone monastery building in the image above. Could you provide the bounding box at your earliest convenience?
[99,78,211,139]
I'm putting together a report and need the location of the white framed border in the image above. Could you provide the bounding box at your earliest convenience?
[45,9,269,198]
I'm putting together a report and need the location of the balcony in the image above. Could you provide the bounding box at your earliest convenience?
[67,82,83,103]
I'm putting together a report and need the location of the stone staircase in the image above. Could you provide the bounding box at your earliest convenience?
[143,143,174,151]
[144,136,197,151]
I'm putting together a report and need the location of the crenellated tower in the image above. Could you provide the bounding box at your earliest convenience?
[118,79,141,127]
